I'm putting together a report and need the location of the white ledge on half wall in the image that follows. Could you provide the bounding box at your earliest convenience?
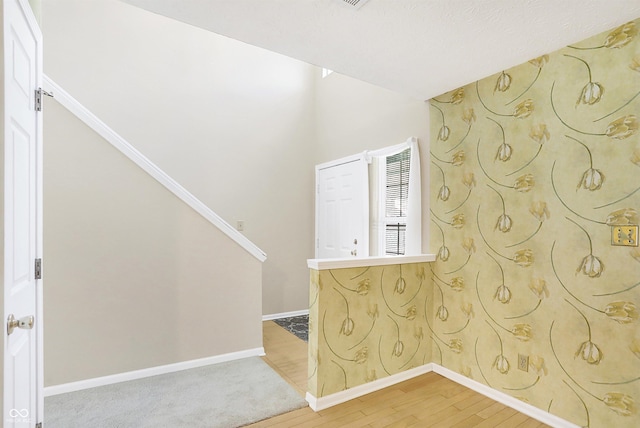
[43,75,266,263]
[307,254,435,270]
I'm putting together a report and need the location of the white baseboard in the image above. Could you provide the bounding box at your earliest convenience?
[431,364,580,428]
[262,309,309,321]
[44,347,265,397]
[306,364,434,411]
[306,363,578,428]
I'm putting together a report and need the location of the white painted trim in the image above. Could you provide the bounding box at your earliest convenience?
[307,254,435,270]
[376,152,387,255]
[363,137,417,163]
[42,76,267,263]
[262,309,309,321]
[431,364,579,428]
[306,362,577,427]
[369,137,422,256]
[32,0,45,423]
[306,364,434,411]
[44,347,265,397]
[315,152,367,171]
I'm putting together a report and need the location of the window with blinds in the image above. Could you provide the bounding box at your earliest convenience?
[385,149,410,255]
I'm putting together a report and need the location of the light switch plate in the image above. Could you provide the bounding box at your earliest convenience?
[611,225,639,247]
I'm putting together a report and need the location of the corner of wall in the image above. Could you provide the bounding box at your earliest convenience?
[428,19,640,428]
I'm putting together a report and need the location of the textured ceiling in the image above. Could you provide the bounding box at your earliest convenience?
[121,0,640,100]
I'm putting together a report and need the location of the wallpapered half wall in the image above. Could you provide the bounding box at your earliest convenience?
[308,263,433,397]
[429,20,639,427]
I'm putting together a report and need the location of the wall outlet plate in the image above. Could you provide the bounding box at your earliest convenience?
[611,225,639,247]
[518,354,529,372]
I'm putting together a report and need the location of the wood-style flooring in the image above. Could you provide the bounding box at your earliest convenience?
[250,321,550,428]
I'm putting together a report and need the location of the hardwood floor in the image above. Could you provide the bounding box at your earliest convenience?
[260,319,309,397]
[250,321,549,428]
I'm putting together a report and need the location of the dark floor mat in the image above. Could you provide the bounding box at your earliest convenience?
[273,315,308,342]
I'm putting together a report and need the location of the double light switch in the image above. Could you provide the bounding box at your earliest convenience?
[611,225,639,247]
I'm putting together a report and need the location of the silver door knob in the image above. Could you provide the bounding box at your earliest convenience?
[7,314,34,335]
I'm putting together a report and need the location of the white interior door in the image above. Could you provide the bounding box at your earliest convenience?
[3,0,43,426]
[316,156,368,259]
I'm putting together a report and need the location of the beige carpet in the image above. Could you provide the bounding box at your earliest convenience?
[44,357,308,427]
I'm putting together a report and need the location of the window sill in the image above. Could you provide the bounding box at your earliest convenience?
[307,254,436,270]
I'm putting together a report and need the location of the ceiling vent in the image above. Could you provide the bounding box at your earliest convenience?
[337,0,371,10]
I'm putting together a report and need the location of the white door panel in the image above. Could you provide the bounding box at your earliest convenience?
[4,0,42,426]
[316,157,368,259]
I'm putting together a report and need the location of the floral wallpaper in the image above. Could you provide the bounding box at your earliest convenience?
[429,20,639,427]
[308,263,432,397]
[307,20,639,427]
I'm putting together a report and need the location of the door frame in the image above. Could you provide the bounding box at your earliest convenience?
[314,152,369,259]
[2,0,44,424]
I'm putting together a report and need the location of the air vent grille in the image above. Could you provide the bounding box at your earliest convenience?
[338,0,371,10]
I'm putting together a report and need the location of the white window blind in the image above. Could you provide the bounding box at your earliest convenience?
[385,148,410,255]
[366,137,422,256]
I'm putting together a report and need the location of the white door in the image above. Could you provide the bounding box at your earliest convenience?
[3,0,43,427]
[316,156,368,259]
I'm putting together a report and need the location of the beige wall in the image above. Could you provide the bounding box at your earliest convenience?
[315,72,430,163]
[28,0,41,24]
[40,0,432,386]
[314,72,432,252]
[42,0,432,317]
[43,101,263,385]
[42,0,316,316]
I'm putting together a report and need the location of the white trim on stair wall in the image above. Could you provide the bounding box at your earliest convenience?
[306,363,580,428]
[44,347,265,397]
[43,75,267,262]
[262,309,309,321]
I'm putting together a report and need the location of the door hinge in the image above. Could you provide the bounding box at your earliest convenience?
[35,88,54,112]
[36,423,42,428]
[35,258,42,280]
[35,88,43,111]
